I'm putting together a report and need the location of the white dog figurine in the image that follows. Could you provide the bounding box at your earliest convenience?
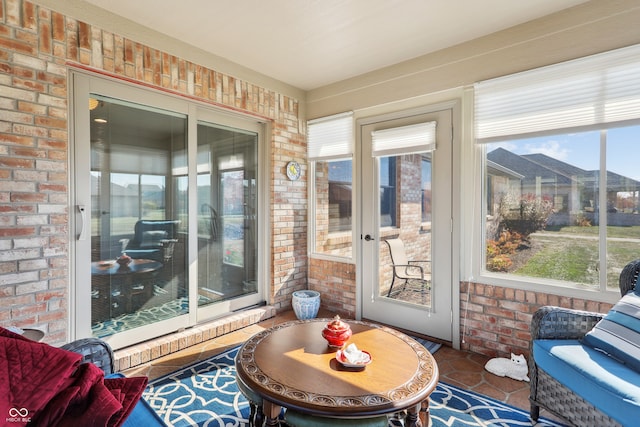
[484,353,530,382]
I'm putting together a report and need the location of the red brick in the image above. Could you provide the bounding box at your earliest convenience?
[0,227,35,237]
[0,36,35,54]
[22,1,36,30]
[11,192,47,202]
[52,11,64,41]
[39,17,51,54]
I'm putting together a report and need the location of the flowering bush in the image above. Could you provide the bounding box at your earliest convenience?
[486,230,523,272]
[487,254,513,272]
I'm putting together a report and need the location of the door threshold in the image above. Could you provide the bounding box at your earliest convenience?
[113,305,276,371]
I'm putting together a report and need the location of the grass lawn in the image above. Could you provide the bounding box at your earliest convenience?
[509,225,640,290]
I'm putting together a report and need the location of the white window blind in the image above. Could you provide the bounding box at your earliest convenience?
[371,121,436,157]
[308,112,353,160]
[475,44,640,143]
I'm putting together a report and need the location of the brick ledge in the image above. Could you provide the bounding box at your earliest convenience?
[113,305,276,371]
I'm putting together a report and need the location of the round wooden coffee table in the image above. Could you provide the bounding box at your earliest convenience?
[235,319,439,426]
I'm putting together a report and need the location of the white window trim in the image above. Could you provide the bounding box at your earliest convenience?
[307,113,355,261]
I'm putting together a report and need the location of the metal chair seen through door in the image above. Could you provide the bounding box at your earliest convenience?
[384,238,431,298]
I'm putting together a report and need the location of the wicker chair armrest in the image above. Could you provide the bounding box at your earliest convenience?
[60,337,115,375]
[619,259,640,296]
[530,306,604,341]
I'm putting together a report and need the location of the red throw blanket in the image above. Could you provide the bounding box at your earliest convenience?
[0,327,147,427]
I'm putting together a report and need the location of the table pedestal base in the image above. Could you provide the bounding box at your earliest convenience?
[405,399,430,427]
[264,401,281,426]
[261,400,431,427]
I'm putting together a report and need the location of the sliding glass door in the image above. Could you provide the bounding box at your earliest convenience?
[73,73,263,349]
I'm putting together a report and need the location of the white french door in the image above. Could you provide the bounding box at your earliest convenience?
[360,106,453,341]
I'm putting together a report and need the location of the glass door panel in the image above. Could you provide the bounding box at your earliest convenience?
[89,95,188,339]
[377,153,433,307]
[197,123,258,307]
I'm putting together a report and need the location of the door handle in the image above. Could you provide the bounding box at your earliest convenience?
[364,234,375,241]
[77,204,86,241]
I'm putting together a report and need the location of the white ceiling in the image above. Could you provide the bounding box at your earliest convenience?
[83,0,588,91]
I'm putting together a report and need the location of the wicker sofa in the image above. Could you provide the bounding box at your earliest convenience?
[529,259,640,427]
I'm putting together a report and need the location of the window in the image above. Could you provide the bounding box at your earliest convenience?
[476,44,640,293]
[308,113,354,258]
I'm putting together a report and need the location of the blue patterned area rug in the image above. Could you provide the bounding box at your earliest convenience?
[142,346,565,427]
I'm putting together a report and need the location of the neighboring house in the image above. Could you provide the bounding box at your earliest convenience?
[488,148,640,227]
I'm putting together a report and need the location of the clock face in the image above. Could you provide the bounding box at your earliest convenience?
[286,161,301,181]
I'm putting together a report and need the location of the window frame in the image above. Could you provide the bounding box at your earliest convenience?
[469,44,640,304]
[307,112,355,261]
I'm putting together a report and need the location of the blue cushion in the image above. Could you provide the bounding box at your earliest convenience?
[582,291,640,372]
[534,339,640,427]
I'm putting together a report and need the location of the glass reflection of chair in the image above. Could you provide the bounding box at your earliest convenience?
[118,219,180,308]
[384,238,431,298]
[119,220,180,263]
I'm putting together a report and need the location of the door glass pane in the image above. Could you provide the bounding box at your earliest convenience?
[90,96,188,338]
[197,123,258,304]
[379,153,432,308]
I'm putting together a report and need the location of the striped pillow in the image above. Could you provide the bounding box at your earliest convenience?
[582,291,640,372]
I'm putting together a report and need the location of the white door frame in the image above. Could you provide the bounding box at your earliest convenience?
[356,100,461,346]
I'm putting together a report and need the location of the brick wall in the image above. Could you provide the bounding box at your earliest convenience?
[460,281,614,357]
[308,258,356,317]
[0,0,306,343]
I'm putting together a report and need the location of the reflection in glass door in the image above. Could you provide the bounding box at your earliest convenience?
[197,123,258,307]
[89,95,188,339]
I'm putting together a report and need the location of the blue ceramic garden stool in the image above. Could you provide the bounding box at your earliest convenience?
[291,290,321,320]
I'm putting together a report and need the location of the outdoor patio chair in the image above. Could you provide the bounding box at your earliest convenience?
[384,238,431,297]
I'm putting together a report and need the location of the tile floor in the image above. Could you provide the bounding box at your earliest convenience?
[121,308,562,424]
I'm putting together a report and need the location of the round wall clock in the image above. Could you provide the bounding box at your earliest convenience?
[286,161,301,181]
